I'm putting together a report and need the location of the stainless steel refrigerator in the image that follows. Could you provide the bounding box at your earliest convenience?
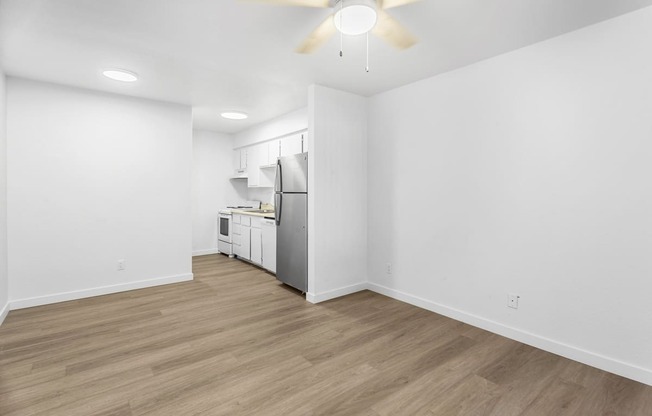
[274,152,308,293]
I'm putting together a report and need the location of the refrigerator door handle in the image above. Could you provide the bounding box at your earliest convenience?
[274,160,282,193]
[275,193,282,226]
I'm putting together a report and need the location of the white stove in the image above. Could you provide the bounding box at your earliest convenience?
[218,201,260,257]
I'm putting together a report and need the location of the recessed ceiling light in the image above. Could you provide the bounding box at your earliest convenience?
[102,69,138,82]
[221,112,248,120]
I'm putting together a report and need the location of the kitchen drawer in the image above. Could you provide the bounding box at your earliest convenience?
[233,214,242,224]
[251,217,262,229]
[241,216,251,227]
[233,223,242,235]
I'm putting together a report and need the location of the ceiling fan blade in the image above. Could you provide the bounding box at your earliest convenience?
[240,0,330,7]
[378,0,421,9]
[372,9,417,50]
[296,15,336,54]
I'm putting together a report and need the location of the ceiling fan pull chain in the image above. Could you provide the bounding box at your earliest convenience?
[339,0,344,57]
[366,32,370,72]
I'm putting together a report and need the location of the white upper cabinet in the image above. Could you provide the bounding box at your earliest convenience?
[301,133,308,153]
[280,133,303,157]
[247,145,260,187]
[232,149,240,171]
[256,141,269,167]
[267,139,281,166]
[231,130,306,182]
[248,143,272,188]
[233,148,247,174]
[240,148,248,170]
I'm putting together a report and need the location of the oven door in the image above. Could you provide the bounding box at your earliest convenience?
[218,214,232,243]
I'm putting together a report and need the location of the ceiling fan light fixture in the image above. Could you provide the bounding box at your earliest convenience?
[333,0,378,36]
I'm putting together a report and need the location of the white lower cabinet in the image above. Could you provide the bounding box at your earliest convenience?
[250,217,262,266]
[233,214,251,260]
[241,225,251,260]
[262,219,276,273]
[233,215,242,257]
[251,228,262,265]
[233,213,276,273]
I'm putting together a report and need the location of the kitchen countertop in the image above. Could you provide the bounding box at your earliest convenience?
[230,209,275,219]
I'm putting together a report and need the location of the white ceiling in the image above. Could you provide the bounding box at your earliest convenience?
[2,0,652,133]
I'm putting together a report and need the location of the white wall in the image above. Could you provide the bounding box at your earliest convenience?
[246,187,274,206]
[7,78,193,308]
[367,7,652,385]
[0,70,8,324]
[308,85,368,302]
[192,129,236,256]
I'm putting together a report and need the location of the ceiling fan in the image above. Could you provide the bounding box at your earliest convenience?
[242,0,420,55]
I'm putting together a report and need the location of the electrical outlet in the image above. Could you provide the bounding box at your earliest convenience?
[508,293,520,309]
[386,263,392,274]
[117,259,126,271]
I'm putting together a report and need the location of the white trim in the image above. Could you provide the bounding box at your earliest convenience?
[367,282,652,387]
[306,282,368,304]
[192,248,220,257]
[9,273,194,310]
[0,302,9,326]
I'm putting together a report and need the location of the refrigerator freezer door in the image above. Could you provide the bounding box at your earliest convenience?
[277,153,308,194]
[276,193,307,292]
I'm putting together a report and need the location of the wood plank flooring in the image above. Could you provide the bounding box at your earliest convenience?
[1,254,651,415]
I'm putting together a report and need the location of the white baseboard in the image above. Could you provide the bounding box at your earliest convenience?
[192,249,220,257]
[306,282,368,304]
[367,282,652,387]
[0,302,9,326]
[9,273,194,310]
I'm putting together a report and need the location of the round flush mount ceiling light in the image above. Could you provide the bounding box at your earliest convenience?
[221,111,249,120]
[102,69,138,82]
[333,0,378,36]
